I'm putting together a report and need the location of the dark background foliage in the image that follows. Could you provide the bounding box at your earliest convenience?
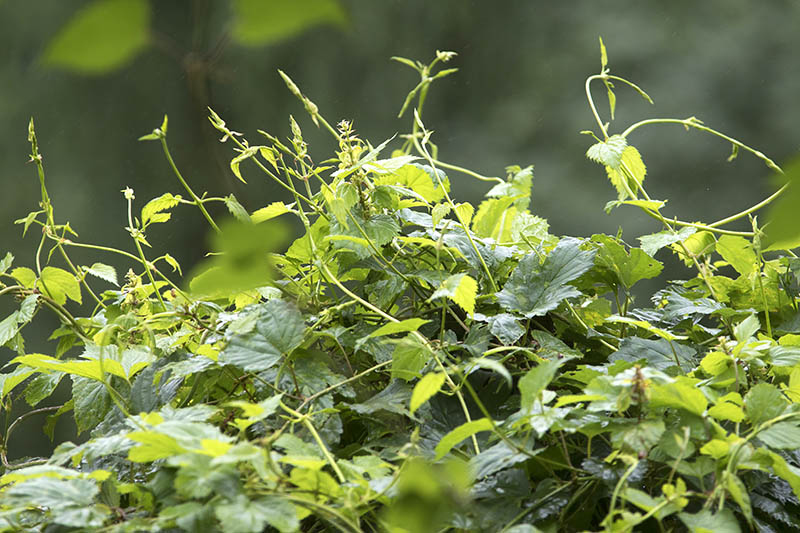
[1,0,799,454]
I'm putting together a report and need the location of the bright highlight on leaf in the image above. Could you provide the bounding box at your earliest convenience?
[428,273,477,315]
[410,372,446,415]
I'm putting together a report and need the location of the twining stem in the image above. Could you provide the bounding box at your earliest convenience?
[159,137,221,233]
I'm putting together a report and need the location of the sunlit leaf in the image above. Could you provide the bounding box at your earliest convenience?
[232,0,347,47]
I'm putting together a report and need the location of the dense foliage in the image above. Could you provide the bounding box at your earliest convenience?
[1,44,800,532]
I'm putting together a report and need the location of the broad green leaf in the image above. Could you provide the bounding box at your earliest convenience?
[724,472,752,526]
[518,360,560,411]
[638,226,696,257]
[12,353,122,381]
[232,0,346,47]
[751,448,800,498]
[42,0,150,74]
[611,337,695,372]
[454,202,475,226]
[410,372,446,415]
[434,418,494,460]
[374,164,448,204]
[428,273,477,315]
[649,382,708,416]
[593,234,663,288]
[84,263,118,286]
[0,366,36,399]
[251,202,291,223]
[73,376,110,433]
[391,335,430,381]
[4,477,108,528]
[586,134,627,169]
[472,196,519,242]
[745,383,787,426]
[496,238,595,318]
[141,193,181,226]
[487,313,525,345]
[716,235,756,277]
[707,401,744,422]
[733,314,760,341]
[220,299,306,372]
[756,421,800,449]
[369,318,429,338]
[39,266,81,305]
[699,351,731,376]
[10,266,36,288]
[678,508,741,533]
[127,431,187,462]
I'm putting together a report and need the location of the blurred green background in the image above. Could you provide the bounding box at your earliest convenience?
[1,0,799,455]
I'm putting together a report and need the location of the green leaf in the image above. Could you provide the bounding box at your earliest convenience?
[0,251,12,275]
[734,314,760,341]
[638,226,696,257]
[472,196,519,242]
[611,337,695,372]
[127,431,188,462]
[410,372,446,415]
[328,213,399,259]
[497,238,595,318]
[763,160,800,251]
[39,266,81,305]
[431,203,451,227]
[649,382,708,416]
[220,299,306,372]
[0,366,36,399]
[745,383,787,426]
[375,164,435,204]
[369,318,430,338]
[42,0,150,74]
[599,36,608,70]
[756,422,800,450]
[251,202,291,223]
[4,477,108,528]
[224,194,252,223]
[586,134,627,169]
[518,360,560,411]
[434,418,494,460]
[428,273,477,315]
[0,311,20,347]
[85,262,118,286]
[10,266,36,288]
[678,508,741,533]
[232,0,346,47]
[141,193,181,226]
[593,234,663,289]
[604,145,647,200]
[72,376,110,434]
[391,335,430,381]
[716,235,756,277]
[486,313,525,345]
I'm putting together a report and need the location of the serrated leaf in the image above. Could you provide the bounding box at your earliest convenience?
[586,134,627,169]
[472,196,519,242]
[454,202,475,226]
[42,0,150,74]
[0,252,12,275]
[220,299,306,372]
[434,418,494,460]
[431,203,451,227]
[251,202,290,223]
[72,376,110,433]
[410,372,446,415]
[374,164,446,203]
[611,337,695,372]
[127,431,187,462]
[649,382,708,416]
[745,383,787,426]
[39,267,81,305]
[716,235,756,277]
[224,194,252,223]
[605,145,647,200]
[85,263,118,286]
[593,234,663,289]
[638,226,696,257]
[428,273,477,315]
[757,422,800,450]
[369,318,430,338]
[487,313,525,345]
[232,0,346,47]
[391,335,430,381]
[142,193,181,226]
[496,238,595,318]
